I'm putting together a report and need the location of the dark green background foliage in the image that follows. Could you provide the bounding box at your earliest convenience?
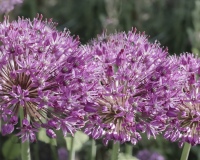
[11,0,196,54]
[1,0,200,160]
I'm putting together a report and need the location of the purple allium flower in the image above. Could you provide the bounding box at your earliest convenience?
[0,0,23,13]
[136,149,165,160]
[164,53,200,147]
[0,14,84,142]
[82,29,170,145]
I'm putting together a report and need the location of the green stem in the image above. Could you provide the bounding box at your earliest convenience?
[0,15,2,22]
[90,139,96,160]
[111,141,120,160]
[20,109,31,160]
[180,143,191,160]
[69,136,75,160]
[50,139,57,160]
[0,119,1,132]
[33,143,39,160]
[125,144,132,156]
[21,141,31,160]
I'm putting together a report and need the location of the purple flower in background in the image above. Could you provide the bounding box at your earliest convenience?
[58,147,68,160]
[0,15,84,142]
[136,149,165,160]
[164,53,200,147]
[0,0,23,13]
[82,28,171,145]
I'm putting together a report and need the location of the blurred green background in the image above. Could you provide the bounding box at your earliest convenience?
[8,0,198,54]
[1,0,200,160]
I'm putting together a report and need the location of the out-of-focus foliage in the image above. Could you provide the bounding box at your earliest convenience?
[18,0,106,43]
[2,135,20,160]
[188,0,200,55]
[65,131,89,152]
[6,0,195,54]
[118,153,138,160]
[122,0,194,54]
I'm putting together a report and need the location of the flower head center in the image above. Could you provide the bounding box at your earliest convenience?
[179,102,200,135]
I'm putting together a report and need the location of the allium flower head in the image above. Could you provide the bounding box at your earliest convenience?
[82,28,170,145]
[136,149,165,160]
[164,53,200,147]
[0,15,84,142]
[0,0,23,13]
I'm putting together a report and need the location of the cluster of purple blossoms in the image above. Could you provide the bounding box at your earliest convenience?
[136,149,165,160]
[82,29,174,145]
[0,0,23,14]
[0,15,85,142]
[1,14,200,149]
[164,53,200,147]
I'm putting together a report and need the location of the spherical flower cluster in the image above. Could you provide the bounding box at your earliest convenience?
[0,0,23,14]
[164,53,200,147]
[136,149,165,160]
[82,29,172,145]
[0,15,84,142]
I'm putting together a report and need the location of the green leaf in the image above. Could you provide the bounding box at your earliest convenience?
[192,48,200,56]
[65,131,89,151]
[118,153,138,160]
[38,128,57,146]
[2,135,21,160]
